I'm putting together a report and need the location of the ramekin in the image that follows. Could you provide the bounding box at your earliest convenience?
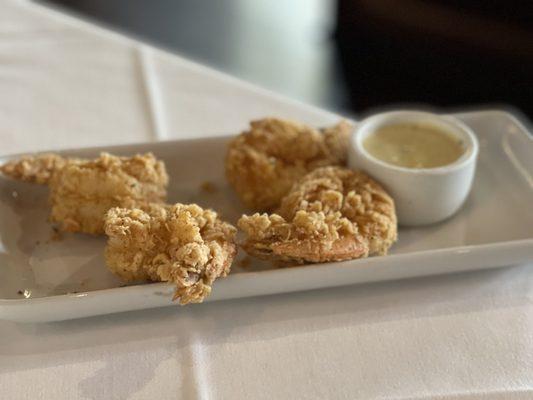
[348,111,479,226]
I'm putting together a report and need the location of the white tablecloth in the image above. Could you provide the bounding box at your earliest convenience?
[1,1,532,399]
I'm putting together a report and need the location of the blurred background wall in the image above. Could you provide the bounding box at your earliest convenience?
[46,0,533,118]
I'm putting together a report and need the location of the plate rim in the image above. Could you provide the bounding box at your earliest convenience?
[1,233,532,307]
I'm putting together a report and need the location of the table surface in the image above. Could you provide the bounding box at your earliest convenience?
[1,1,532,399]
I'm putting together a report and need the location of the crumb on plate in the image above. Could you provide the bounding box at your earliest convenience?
[199,181,218,194]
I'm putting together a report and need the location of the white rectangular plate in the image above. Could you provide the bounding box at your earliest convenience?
[1,110,532,322]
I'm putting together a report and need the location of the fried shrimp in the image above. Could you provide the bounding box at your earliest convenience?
[225,118,353,211]
[238,166,397,263]
[0,153,71,184]
[104,203,237,304]
[1,152,168,234]
[49,153,168,234]
[238,211,368,264]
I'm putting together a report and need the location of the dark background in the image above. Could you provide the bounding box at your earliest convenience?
[46,0,533,118]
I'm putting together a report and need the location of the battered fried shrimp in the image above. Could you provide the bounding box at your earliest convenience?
[49,153,168,234]
[104,203,237,304]
[238,211,368,264]
[0,153,70,184]
[279,167,397,255]
[238,166,397,263]
[225,118,353,211]
[1,152,169,234]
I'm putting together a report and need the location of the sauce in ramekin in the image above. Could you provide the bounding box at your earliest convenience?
[363,122,464,169]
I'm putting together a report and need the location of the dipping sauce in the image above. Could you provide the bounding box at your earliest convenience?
[363,122,464,168]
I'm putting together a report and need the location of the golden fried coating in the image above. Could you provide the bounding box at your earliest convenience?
[225,118,353,211]
[278,167,397,256]
[0,153,70,184]
[238,166,397,263]
[238,211,368,263]
[1,152,169,235]
[49,153,168,234]
[104,203,237,304]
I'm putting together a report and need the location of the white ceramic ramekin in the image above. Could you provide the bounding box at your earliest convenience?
[348,111,479,226]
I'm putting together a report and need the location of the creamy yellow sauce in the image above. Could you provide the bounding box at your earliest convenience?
[363,123,464,168]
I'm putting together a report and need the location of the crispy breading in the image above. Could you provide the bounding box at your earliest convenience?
[278,166,397,255]
[238,166,397,263]
[1,152,169,234]
[225,118,353,211]
[0,153,71,184]
[238,211,368,263]
[104,203,237,304]
[49,153,168,234]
